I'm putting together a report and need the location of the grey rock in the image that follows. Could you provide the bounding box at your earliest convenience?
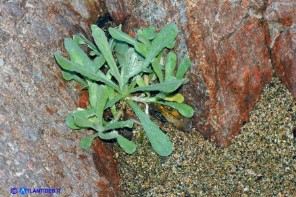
[0,0,120,196]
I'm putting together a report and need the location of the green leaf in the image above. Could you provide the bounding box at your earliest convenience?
[133,23,179,77]
[134,42,150,57]
[147,22,178,55]
[123,48,141,84]
[125,62,147,81]
[117,135,137,154]
[73,34,86,45]
[73,34,101,56]
[71,109,97,128]
[95,85,109,124]
[80,137,94,151]
[88,82,99,109]
[66,114,80,129]
[165,52,177,81]
[137,30,150,45]
[151,53,164,82]
[111,23,178,80]
[156,101,194,118]
[64,38,95,72]
[103,120,133,131]
[137,26,155,45]
[130,79,184,93]
[183,78,190,84]
[135,75,145,87]
[91,25,121,81]
[97,130,118,140]
[176,56,191,79]
[128,80,138,91]
[73,114,95,128]
[114,42,129,66]
[54,53,120,91]
[166,40,176,49]
[73,108,96,118]
[164,93,184,103]
[109,27,138,46]
[141,26,156,40]
[61,70,88,87]
[105,95,124,109]
[127,100,173,156]
[88,84,111,124]
[93,55,105,72]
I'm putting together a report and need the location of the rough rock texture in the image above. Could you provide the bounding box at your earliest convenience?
[185,0,273,147]
[106,0,295,147]
[0,0,120,196]
[265,1,296,98]
[105,0,137,24]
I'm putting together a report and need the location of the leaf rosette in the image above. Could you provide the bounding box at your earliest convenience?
[55,23,194,156]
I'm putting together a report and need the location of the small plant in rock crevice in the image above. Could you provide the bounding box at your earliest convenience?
[54,23,194,156]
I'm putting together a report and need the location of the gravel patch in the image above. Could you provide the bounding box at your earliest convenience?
[115,77,296,196]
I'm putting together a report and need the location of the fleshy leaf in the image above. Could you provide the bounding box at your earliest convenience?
[156,101,194,118]
[140,23,178,62]
[109,27,138,46]
[164,93,184,103]
[137,26,155,45]
[117,135,137,154]
[165,52,177,81]
[114,42,129,66]
[80,137,94,151]
[127,100,173,156]
[141,26,156,40]
[130,23,179,78]
[54,53,120,91]
[151,53,163,82]
[103,120,133,131]
[64,38,95,72]
[122,48,142,84]
[93,55,105,72]
[66,114,80,129]
[91,25,121,81]
[61,70,88,87]
[88,82,99,109]
[130,79,184,93]
[105,95,124,109]
[176,56,191,79]
[135,75,145,87]
[97,130,119,140]
[73,114,94,128]
[73,34,101,56]
[72,109,96,128]
[95,85,109,124]
[73,34,85,45]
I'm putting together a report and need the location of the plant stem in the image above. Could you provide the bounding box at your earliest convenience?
[130,96,156,103]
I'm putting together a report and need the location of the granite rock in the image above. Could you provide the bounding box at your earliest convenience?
[265,0,296,98]
[0,0,120,196]
[185,0,273,147]
[106,0,137,24]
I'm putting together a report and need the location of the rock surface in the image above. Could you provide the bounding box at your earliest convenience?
[105,0,136,24]
[185,0,273,147]
[106,0,295,147]
[0,0,120,196]
[265,1,296,98]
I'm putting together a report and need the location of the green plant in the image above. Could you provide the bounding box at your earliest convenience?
[54,23,194,156]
